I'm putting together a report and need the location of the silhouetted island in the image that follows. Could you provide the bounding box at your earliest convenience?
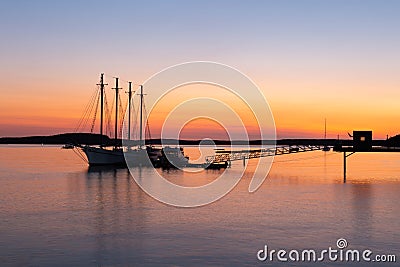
[1,132,398,147]
[0,133,116,146]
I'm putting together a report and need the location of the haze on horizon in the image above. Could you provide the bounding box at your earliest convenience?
[0,0,399,139]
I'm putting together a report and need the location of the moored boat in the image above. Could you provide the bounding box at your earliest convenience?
[74,74,161,166]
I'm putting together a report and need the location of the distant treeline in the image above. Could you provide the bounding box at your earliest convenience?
[0,133,117,146]
[0,132,399,146]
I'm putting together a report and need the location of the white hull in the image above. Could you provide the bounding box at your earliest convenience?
[82,146,125,166]
[81,146,162,166]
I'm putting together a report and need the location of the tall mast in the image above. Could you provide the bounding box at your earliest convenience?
[127,82,133,141]
[97,73,107,147]
[139,85,143,149]
[112,78,121,147]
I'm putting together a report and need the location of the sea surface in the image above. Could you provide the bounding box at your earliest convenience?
[0,145,399,266]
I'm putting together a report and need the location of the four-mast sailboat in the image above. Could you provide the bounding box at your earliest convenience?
[78,73,161,166]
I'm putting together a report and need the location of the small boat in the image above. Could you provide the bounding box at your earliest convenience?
[158,147,189,168]
[61,143,74,149]
[206,161,228,169]
[322,146,330,152]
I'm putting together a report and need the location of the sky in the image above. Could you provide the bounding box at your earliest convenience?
[0,0,399,139]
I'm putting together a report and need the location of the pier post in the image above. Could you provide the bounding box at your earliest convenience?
[343,151,355,183]
[242,156,246,166]
[343,152,346,183]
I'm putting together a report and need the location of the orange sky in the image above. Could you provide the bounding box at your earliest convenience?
[1,76,398,140]
[1,2,399,139]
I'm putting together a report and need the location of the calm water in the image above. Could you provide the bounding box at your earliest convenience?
[0,146,399,266]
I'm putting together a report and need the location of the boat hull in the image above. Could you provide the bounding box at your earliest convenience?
[82,146,125,166]
[81,146,161,166]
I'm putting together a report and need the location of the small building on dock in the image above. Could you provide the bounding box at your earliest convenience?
[353,130,372,151]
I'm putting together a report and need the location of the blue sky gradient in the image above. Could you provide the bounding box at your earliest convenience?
[0,0,399,137]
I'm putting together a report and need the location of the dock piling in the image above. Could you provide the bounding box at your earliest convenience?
[343,151,355,183]
[343,152,347,183]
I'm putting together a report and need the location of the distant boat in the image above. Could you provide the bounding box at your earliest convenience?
[61,143,74,149]
[322,146,331,152]
[322,118,330,152]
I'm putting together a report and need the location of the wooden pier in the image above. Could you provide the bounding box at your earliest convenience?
[204,131,400,183]
[205,145,324,164]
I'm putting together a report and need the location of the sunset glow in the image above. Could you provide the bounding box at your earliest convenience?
[0,1,399,139]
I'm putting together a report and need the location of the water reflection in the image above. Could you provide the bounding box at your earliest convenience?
[2,147,400,266]
[350,183,373,243]
[84,166,150,265]
[87,165,127,174]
